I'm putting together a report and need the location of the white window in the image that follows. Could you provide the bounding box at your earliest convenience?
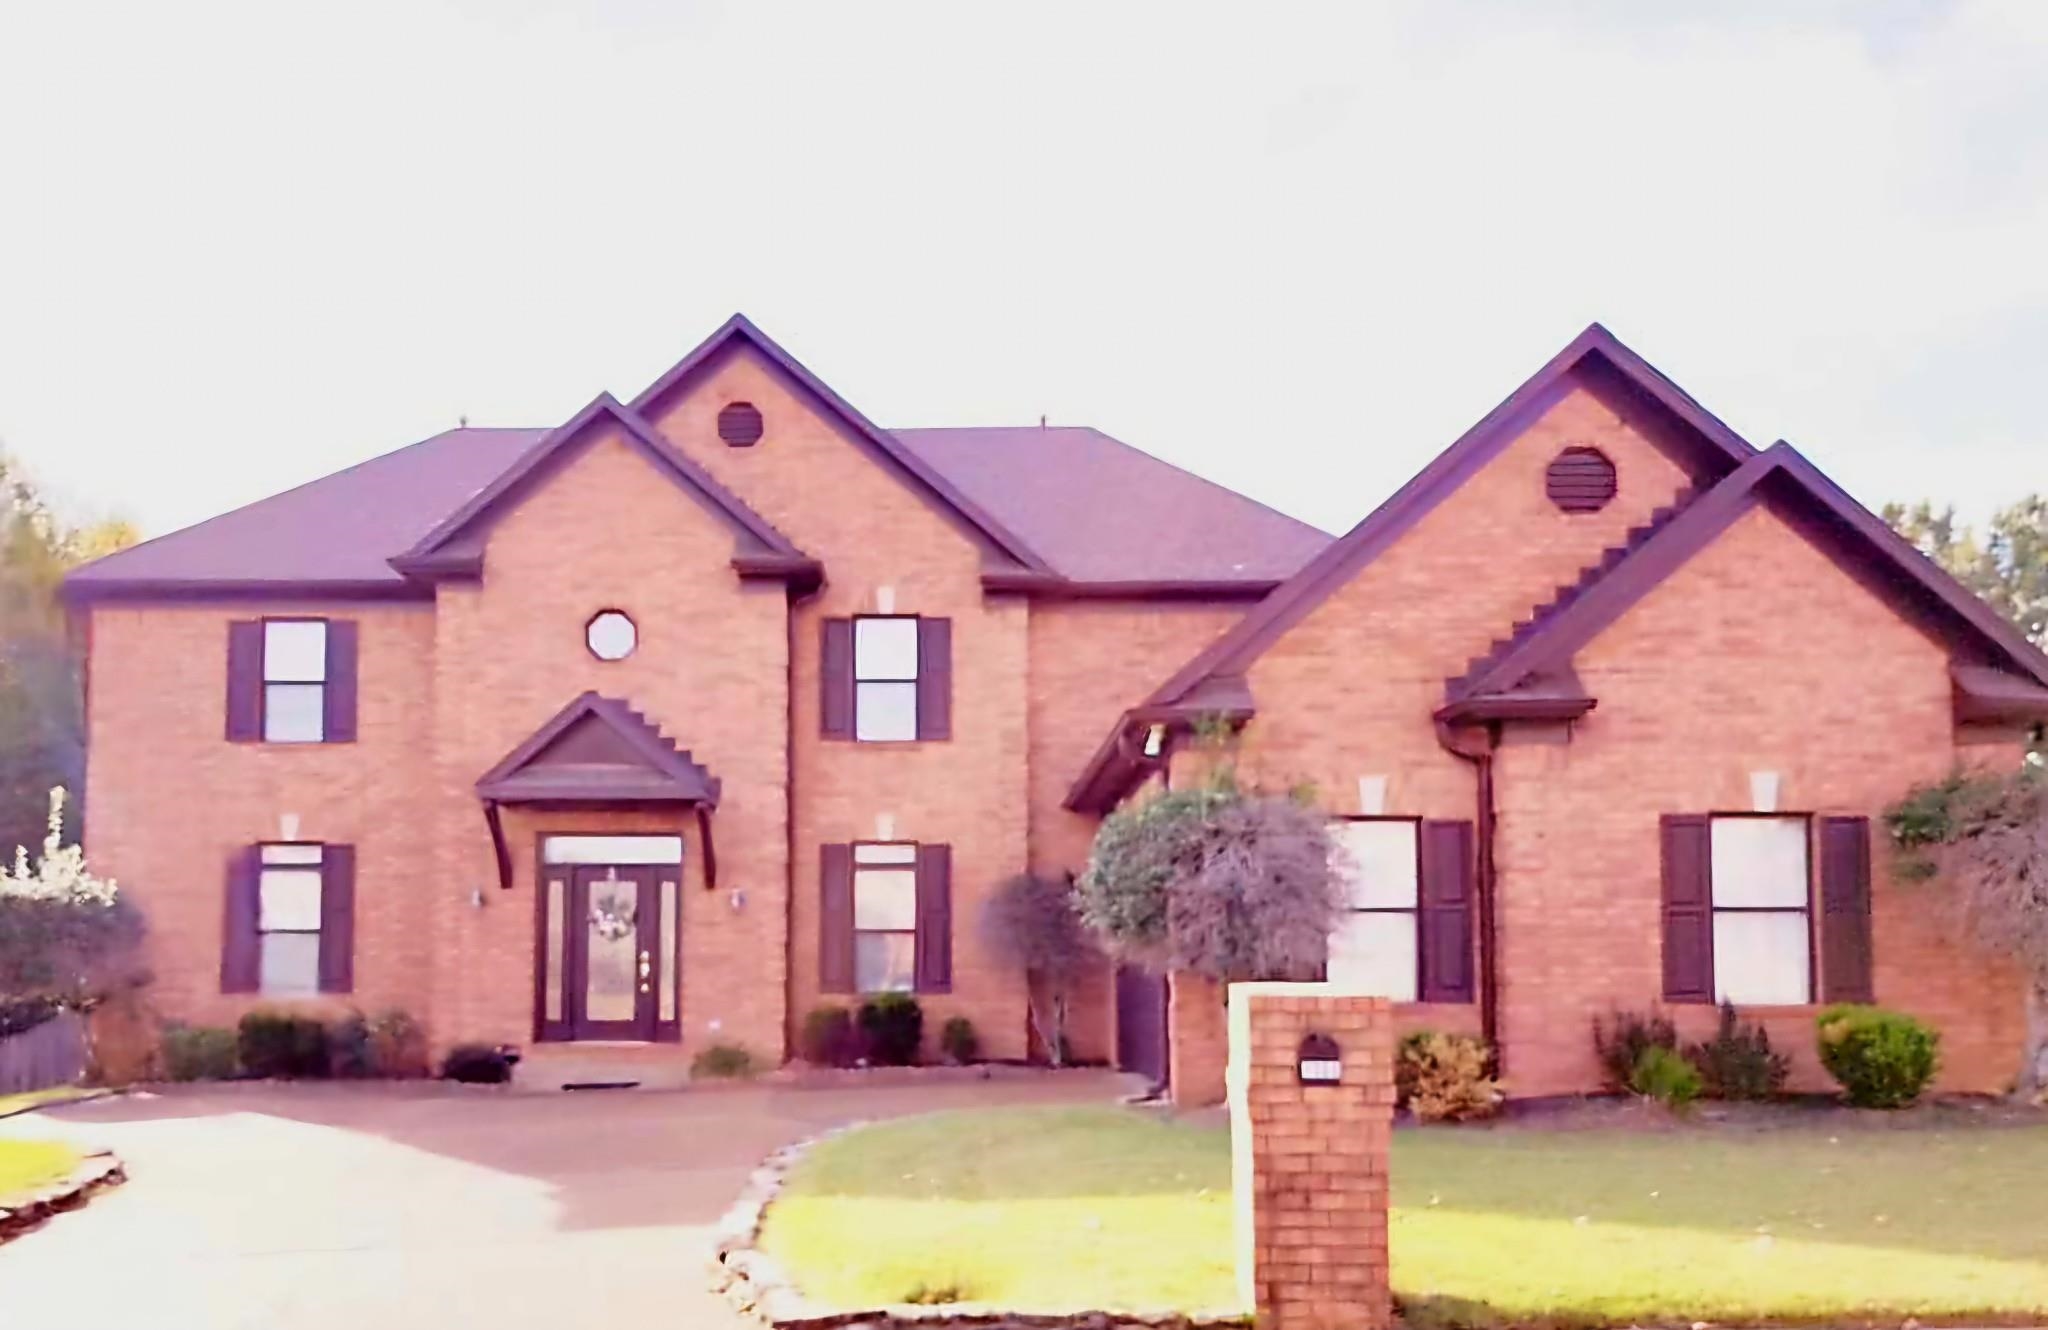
[1709,816,1812,1005]
[258,843,324,995]
[263,620,327,743]
[585,610,638,661]
[1327,819,1420,1002]
[854,617,919,742]
[853,842,918,992]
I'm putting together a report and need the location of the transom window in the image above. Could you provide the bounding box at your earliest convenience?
[853,842,918,992]
[1709,816,1812,1005]
[1327,819,1420,1002]
[262,620,328,743]
[854,617,919,742]
[258,843,325,995]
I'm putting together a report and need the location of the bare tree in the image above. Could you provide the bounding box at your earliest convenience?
[979,872,1096,1066]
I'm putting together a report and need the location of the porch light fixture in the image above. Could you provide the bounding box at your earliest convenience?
[1143,723,1167,759]
[1297,1032,1342,1086]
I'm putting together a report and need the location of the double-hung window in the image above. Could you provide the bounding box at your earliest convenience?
[1327,818,1421,1002]
[853,617,919,741]
[1707,815,1812,1005]
[262,620,329,743]
[257,843,326,995]
[852,843,918,992]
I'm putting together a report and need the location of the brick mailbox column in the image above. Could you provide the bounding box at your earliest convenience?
[1227,982,1394,1330]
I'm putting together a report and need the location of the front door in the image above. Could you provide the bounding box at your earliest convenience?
[568,865,659,1040]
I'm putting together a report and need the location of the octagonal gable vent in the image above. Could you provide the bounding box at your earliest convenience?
[718,401,764,447]
[1545,446,1617,513]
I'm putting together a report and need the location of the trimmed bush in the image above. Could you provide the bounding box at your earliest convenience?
[800,1005,859,1067]
[1398,1031,1503,1123]
[160,1023,238,1081]
[1629,1044,1702,1109]
[858,993,924,1066]
[326,1011,374,1078]
[1688,1001,1791,1101]
[940,1016,980,1065]
[366,1009,429,1078]
[1592,1008,1678,1093]
[442,1043,516,1084]
[690,1044,757,1079]
[1817,1004,1940,1108]
[237,1010,330,1078]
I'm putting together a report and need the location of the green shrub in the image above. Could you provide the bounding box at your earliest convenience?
[1688,1001,1791,1100]
[858,992,924,1066]
[441,1043,516,1084]
[366,1009,429,1078]
[326,1011,373,1078]
[1592,1008,1678,1093]
[1816,1004,1940,1108]
[160,1023,238,1081]
[237,1010,330,1078]
[691,1044,756,1079]
[940,1016,980,1065]
[1398,1031,1503,1123]
[1629,1044,1702,1109]
[800,1005,858,1067]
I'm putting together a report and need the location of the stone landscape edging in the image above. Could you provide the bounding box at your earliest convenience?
[708,1121,1248,1330]
[0,1149,126,1241]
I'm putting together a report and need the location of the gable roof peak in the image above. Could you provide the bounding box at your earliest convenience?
[627,313,1053,575]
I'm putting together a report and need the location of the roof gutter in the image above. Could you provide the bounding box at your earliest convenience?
[1435,717,1502,1065]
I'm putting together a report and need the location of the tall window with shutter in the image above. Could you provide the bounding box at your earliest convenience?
[222,842,355,995]
[1663,813,1836,1005]
[819,841,952,994]
[226,618,358,743]
[1328,817,1474,1003]
[819,616,951,742]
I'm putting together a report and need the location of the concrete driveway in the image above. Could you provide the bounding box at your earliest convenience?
[0,1070,1131,1330]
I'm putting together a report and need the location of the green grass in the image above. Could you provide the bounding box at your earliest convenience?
[759,1106,2048,1325]
[0,1085,95,1118]
[0,1139,80,1200]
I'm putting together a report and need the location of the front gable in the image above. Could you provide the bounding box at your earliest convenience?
[1067,323,1759,810]
[390,394,819,590]
[631,314,1052,584]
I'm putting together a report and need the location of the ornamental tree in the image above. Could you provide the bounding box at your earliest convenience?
[1077,777,1344,983]
[0,787,145,1012]
[1886,765,2048,1098]
[979,872,1096,1066]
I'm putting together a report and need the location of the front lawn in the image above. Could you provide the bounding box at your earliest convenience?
[759,1105,2048,1326]
[0,1139,80,1200]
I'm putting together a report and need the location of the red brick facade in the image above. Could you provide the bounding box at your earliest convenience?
[73,319,2048,1095]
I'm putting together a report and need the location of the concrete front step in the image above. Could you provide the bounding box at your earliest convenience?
[512,1042,694,1092]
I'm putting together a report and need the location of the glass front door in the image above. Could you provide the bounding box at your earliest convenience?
[568,865,659,1040]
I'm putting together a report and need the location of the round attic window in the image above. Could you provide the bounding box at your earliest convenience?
[585,610,637,661]
[718,401,764,447]
[1545,446,1618,513]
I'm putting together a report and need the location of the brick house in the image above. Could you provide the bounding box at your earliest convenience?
[65,315,2048,1095]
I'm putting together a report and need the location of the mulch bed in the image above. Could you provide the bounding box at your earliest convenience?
[1466,1091,2048,1134]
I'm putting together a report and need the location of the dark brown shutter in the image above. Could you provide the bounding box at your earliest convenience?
[819,843,855,993]
[225,621,264,741]
[1418,819,1475,1003]
[820,619,855,740]
[318,844,356,993]
[1660,814,1714,1003]
[323,620,358,743]
[1820,816,1874,1002]
[221,846,261,993]
[915,843,953,994]
[916,617,952,741]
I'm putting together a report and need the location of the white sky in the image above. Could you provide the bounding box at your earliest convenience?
[3,0,2044,540]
